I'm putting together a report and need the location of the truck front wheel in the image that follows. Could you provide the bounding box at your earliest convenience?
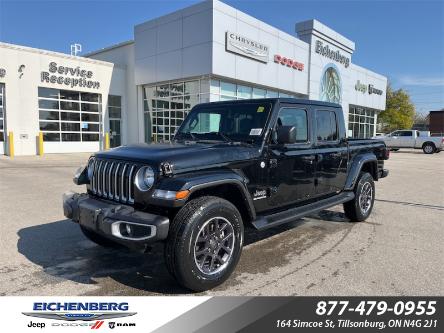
[165,196,244,292]
[343,172,375,222]
[422,142,436,154]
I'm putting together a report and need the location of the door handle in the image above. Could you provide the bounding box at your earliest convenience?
[302,155,316,163]
[331,152,342,158]
[269,159,278,168]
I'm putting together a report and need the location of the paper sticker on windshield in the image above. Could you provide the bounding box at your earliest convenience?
[250,128,262,136]
[257,106,265,113]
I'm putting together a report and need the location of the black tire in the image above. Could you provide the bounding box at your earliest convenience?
[343,172,375,222]
[80,226,121,248]
[165,196,244,292]
[422,142,436,154]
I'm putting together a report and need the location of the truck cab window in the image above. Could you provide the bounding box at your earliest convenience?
[176,102,271,144]
[316,110,338,141]
[276,108,308,142]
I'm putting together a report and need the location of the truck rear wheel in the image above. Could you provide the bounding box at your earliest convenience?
[164,196,244,292]
[80,226,121,248]
[343,172,375,222]
[422,142,435,154]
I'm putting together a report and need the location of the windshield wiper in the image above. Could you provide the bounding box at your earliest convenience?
[208,132,232,143]
[177,131,197,141]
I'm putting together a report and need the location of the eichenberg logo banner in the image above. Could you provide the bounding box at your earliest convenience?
[0,296,209,332]
[0,297,441,332]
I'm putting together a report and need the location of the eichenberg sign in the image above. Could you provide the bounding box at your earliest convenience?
[41,62,100,89]
[315,40,350,68]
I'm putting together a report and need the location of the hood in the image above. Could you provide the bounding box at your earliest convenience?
[94,142,260,171]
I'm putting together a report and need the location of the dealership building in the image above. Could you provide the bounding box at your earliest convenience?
[0,0,387,156]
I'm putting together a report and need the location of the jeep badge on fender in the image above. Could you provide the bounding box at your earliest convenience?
[63,98,389,292]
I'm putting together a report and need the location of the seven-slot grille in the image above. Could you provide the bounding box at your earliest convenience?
[89,159,138,204]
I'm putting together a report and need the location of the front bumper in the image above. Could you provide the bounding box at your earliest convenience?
[380,169,389,178]
[63,192,169,251]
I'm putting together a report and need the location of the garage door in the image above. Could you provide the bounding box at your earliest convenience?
[38,87,102,153]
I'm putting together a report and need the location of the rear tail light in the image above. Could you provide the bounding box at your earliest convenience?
[384,148,390,160]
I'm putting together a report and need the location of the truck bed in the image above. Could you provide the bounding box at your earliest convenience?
[347,138,388,168]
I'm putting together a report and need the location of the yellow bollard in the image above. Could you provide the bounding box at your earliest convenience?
[8,131,14,158]
[104,132,110,150]
[38,132,44,156]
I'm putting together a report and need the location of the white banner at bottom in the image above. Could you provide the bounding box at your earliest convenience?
[0,296,210,332]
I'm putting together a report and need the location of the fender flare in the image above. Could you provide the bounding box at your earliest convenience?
[422,141,436,149]
[155,171,256,220]
[344,153,377,190]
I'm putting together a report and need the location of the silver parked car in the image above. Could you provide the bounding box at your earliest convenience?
[381,130,443,154]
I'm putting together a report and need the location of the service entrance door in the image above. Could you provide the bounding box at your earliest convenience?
[0,84,5,154]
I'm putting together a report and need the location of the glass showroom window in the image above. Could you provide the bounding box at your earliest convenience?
[143,78,306,143]
[208,79,296,102]
[108,95,122,147]
[38,87,101,142]
[348,106,375,138]
[0,83,5,143]
[143,80,202,142]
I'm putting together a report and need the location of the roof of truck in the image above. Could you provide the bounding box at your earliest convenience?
[196,98,341,108]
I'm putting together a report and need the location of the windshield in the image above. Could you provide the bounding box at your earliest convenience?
[175,102,272,144]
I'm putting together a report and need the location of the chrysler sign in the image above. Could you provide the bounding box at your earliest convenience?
[225,31,269,63]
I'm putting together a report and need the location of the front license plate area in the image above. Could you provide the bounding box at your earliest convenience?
[79,205,98,230]
[78,198,114,231]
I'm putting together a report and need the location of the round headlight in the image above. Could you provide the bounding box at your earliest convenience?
[135,166,155,191]
[87,158,95,180]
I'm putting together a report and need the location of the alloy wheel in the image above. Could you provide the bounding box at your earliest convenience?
[194,217,235,275]
[359,182,373,214]
[424,145,434,154]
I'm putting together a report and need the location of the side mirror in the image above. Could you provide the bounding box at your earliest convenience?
[277,126,296,144]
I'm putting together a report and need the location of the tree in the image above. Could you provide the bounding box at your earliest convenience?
[378,83,415,133]
[412,112,429,131]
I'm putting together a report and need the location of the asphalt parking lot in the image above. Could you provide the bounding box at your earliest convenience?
[0,150,443,296]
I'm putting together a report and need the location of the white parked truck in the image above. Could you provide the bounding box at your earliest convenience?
[381,130,443,154]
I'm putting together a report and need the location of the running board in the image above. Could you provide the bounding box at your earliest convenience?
[252,191,355,230]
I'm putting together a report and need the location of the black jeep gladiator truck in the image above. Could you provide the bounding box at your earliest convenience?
[63,98,389,291]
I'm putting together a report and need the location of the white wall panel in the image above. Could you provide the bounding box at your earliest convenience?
[183,10,213,48]
[157,20,183,54]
